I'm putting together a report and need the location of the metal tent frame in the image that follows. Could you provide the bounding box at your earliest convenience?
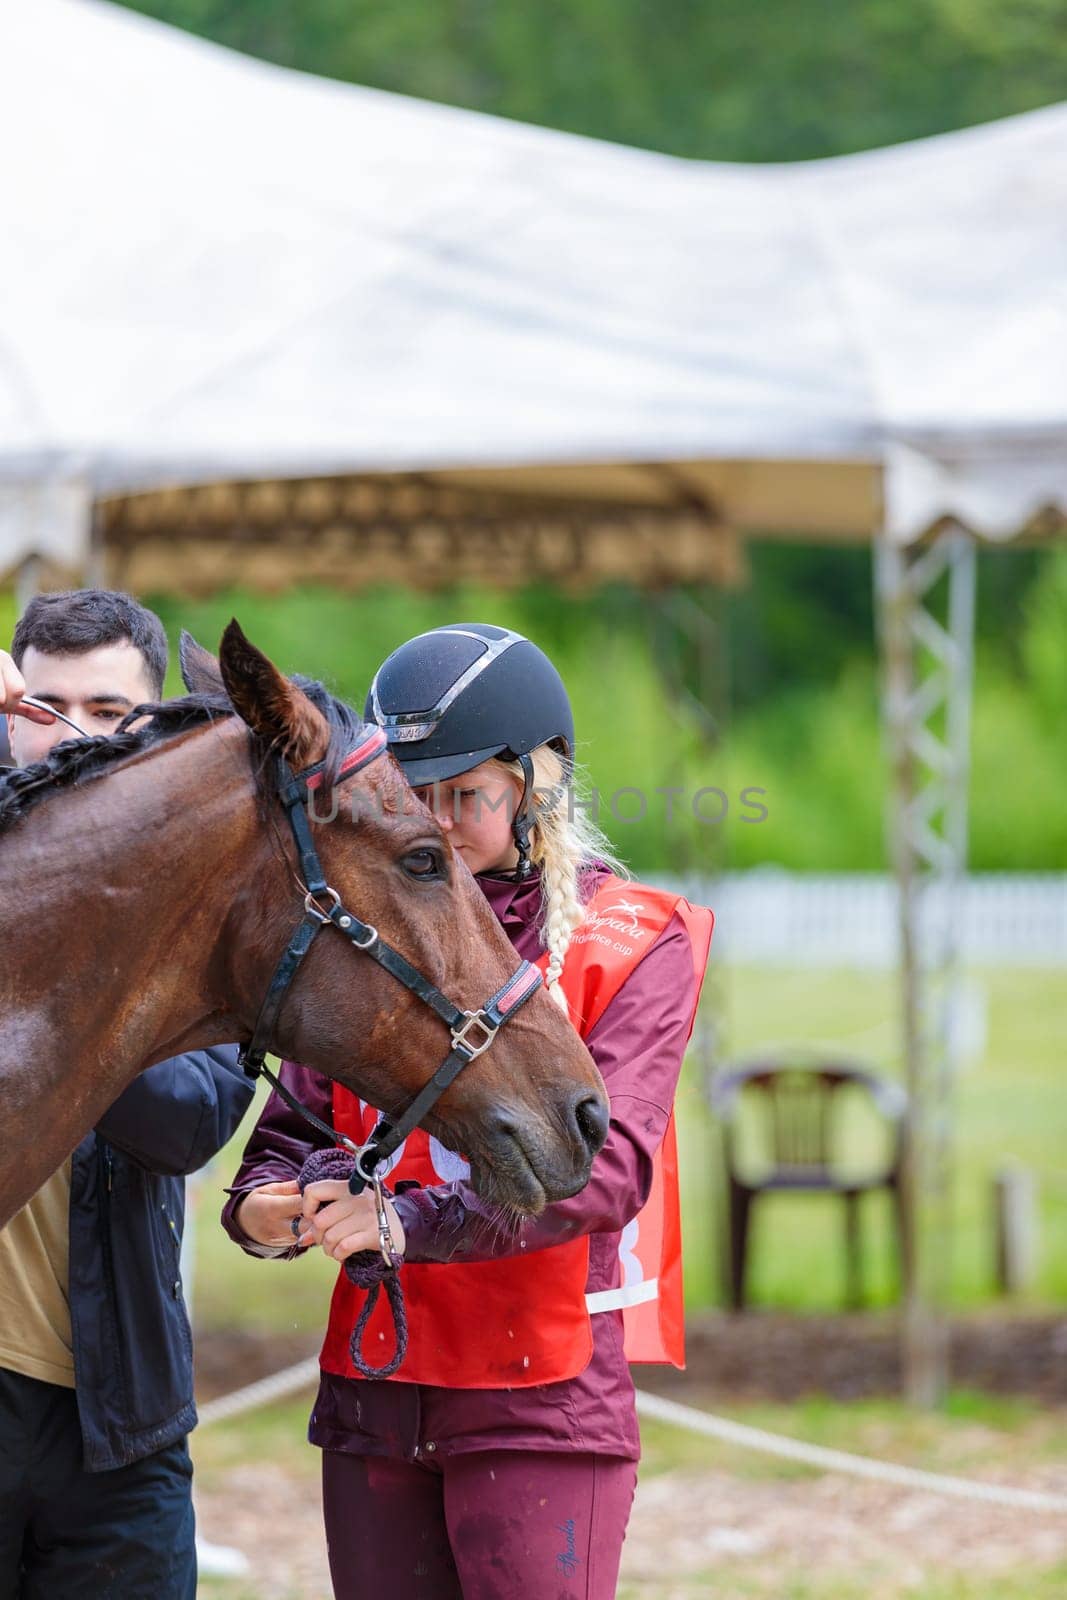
[632,522,980,1404]
[876,525,977,1403]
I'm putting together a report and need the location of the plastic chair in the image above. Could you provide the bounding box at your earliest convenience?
[709,1059,908,1311]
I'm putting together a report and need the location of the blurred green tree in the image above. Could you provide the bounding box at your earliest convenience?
[122,0,1067,160]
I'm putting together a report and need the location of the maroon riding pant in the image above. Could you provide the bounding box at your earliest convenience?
[321,1448,637,1600]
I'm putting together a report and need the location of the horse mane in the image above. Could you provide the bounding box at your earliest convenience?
[0,676,367,836]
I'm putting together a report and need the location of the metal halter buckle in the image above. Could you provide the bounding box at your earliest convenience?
[304,887,342,923]
[450,1009,498,1058]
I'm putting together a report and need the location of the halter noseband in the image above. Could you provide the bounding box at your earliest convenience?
[240,726,543,1194]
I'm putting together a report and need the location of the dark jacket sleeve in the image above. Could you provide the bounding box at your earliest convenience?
[393,913,696,1265]
[94,1045,254,1178]
[220,1063,335,1257]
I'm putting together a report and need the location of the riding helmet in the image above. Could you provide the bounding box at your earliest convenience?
[366,623,574,787]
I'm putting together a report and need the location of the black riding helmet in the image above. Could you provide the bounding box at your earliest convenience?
[366,623,574,876]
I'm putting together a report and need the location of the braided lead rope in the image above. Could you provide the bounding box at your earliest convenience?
[297,1147,407,1379]
[345,1264,408,1380]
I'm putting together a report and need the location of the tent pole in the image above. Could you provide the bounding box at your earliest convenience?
[875,523,975,1406]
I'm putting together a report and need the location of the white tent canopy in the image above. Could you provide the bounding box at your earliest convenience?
[1,0,1066,575]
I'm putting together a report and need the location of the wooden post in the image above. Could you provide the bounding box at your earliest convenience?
[14,554,44,615]
[993,1162,1037,1295]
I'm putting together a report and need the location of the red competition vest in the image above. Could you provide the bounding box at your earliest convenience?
[322,875,713,1389]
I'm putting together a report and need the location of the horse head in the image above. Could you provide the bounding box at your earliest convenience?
[182,622,609,1214]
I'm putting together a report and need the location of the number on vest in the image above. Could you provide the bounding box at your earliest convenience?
[619,1216,645,1287]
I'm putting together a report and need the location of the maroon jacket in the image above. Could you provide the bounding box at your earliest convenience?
[222,866,696,1462]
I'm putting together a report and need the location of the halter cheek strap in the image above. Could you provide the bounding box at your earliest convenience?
[511,752,536,879]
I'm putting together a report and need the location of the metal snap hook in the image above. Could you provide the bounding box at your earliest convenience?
[372,1174,400,1268]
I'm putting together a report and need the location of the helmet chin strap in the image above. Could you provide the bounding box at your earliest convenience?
[511,752,535,879]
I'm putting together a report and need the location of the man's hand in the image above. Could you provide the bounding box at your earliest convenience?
[297,1179,406,1262]
[0,649,55,722]
[234,1179,304,1248]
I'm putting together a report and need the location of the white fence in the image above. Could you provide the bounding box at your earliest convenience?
[653,872,1067,967]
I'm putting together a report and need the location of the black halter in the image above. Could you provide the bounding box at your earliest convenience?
[240,726,544,1194]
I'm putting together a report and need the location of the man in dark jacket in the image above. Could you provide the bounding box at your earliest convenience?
[0,591,253,1599]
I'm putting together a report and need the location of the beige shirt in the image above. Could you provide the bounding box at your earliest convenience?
[0,1160,76,1387]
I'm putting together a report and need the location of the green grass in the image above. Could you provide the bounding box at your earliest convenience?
[198,1580,307,1593]
[193,965,1066,1336]
[193,1397,320,1492]
[637,1389,1067,1481]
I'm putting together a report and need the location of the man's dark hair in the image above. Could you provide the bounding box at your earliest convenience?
[11,590,168,698]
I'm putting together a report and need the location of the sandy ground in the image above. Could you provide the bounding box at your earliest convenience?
[194,1452,1067,1600]
[193,1313,1067,1598]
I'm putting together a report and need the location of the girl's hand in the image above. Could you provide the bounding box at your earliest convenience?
[298,1179,406,1262]
[235,1179,303,1247]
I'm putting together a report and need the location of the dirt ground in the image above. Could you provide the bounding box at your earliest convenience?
[640,1308,1067,1406]
[194,1312,1067,1599]
[196,1309,1067,1409]
[194,1455,1067,1600]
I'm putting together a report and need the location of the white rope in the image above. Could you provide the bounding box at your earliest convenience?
[197,1357,321,1428]
[196,1358,1067,1514]
[634,1389,1067,1513]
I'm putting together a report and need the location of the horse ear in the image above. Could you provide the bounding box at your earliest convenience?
[218,619,330,766]
[179,631,224,697]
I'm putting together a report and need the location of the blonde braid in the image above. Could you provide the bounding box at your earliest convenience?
[489,745,625,1015]
[537,819,585,1014]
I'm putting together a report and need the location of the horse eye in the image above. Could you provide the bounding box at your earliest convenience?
[403,849,442,879]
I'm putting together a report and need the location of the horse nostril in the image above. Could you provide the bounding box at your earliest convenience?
[488,1110,520,1146]
[572,1092,609,1158]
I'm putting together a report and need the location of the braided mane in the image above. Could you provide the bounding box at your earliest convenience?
[0,678,365,836]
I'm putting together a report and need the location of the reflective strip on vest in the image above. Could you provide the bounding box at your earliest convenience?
[586,1278,659,1313]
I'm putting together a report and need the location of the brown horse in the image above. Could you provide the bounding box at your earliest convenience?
[0,622,607,1228]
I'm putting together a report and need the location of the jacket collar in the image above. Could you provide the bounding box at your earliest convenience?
[475,868,543,931]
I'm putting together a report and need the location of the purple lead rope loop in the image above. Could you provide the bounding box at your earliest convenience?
[347,1261,408,1380]
[298,1147,408,1380]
